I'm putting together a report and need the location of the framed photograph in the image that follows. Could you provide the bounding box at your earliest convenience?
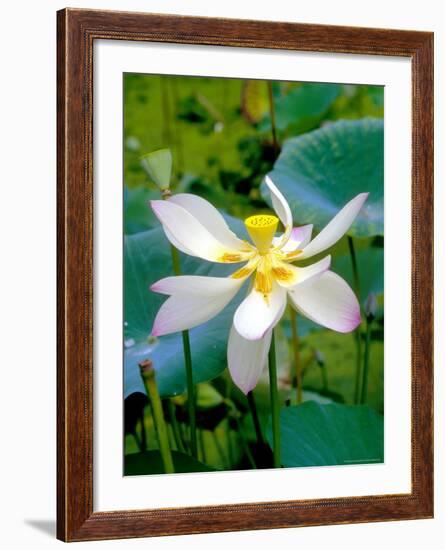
[57,8,433,542]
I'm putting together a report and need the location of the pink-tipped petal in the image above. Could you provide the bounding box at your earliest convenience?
[234,282,286,340]
[150,275,248,335]
[163,227,193,256]
[288,270,361,333]
[150,275,247,296]
[169,193,248,251]
[298,193,369,260]
[273,224,313,252]
[150,199,251,263]
[227,325,272,394]
[151,293,233,336]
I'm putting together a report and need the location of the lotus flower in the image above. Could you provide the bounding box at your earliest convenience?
[149,176,367,394]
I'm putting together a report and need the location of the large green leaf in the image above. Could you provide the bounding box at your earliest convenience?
[124,185,159,234]
[263,118,383,237]
[266,402,383,467]
[260,83,342,134]
[124,216,248,399]
[124,450,215,475]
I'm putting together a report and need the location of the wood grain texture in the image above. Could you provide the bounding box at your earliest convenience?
[57,8,434,542]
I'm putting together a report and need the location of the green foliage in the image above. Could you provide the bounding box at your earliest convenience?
[302,329,384,412]
[266,402,383,467]
[260,82,341,134]
[124,74,261,194]
[329,85,384,120]
[264,118,384,237]
[196,383,224,409]
[124,450,216,475]
[241,80,270,123]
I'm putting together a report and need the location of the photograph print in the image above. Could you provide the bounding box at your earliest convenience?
[123,73,384,476]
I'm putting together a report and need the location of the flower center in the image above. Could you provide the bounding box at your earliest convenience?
[244,214,279,253]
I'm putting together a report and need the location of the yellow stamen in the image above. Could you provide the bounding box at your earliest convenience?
[244,214,279,253]
[284,249,303,261]
[254,256,273,296]
[271,266,294,282]
[254,271,273,296]
[219,252,242,263]
[231,266,252,279]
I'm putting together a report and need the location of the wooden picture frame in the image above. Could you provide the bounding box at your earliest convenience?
[57,8,434,542]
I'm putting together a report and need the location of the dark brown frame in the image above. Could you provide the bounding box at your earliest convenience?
[57,8,434,542]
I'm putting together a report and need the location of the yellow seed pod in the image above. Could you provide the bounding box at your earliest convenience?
[244,214,279,253]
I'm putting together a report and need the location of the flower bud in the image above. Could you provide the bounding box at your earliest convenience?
[141,148,172,191]
[315,349,325,367]
[364,292,377,321]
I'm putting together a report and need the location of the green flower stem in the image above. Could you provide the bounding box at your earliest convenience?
[247,391,264,446]
[353,331,363,404]
[360,318,373,404]
[160,76,172,147]
[138,407,147,451]
[226,424,234,466]
[181,330,197,458]
[198,429,206,463]
[268,331,281,468]
[289,307,303,404]
[233,415,257,469]
[179,421,190,454]
[170,244,182,274]
[167,424,177,450]
[212,430,228,469]
[170,244,198,459]
[320,364,329,392]
[170,77,184,176]
[347,236,363,404]
[167,399,185,453]
[139,360,174,474]
[224,382,235,466]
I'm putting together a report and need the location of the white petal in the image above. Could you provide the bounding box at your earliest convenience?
[264,176,293,247]
[151,276,244,336]
[234,282,286,340]
[163,227,193,256]
[227,325,272,394]
[288,271,361,333]
[169,194,248,251]
[151,274,248,296]
[298,193,368,260]
[151,200,252,263]
[272,224,313,252]
[273,255,331,288]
